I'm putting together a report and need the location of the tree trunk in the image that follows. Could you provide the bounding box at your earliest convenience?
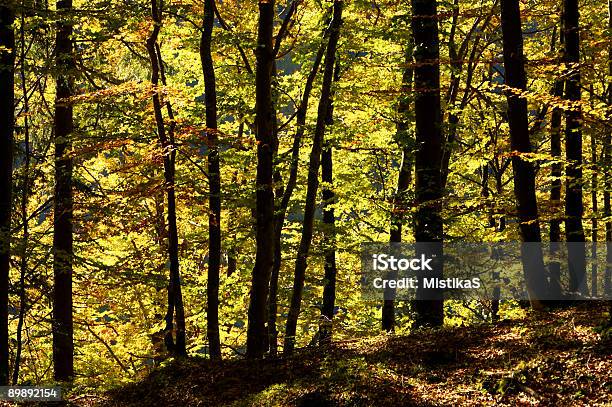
[563,0,588,295]
[13,12,30,383]
[382,46,413,332]
[549,77,564,300]
[267,27,328,356]
[411,0,444,327]
[589,88,597,297]
[319,61,340,345]
[491,169,507,321]
[500,0,549,306]
[52,0,74,381]
[605,0,612,297]
[246,0,276,359]
[146,0,186,356]
[200,0,221,361]
[0,0,15,387]
[284,0,343,354]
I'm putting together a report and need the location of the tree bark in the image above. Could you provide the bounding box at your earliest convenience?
[146,0,186,356]
[246,0,276,359]
[52,0,74,381]
[563,0,588,295]
[0,0,15,387]
[200,0,222,361]
[411,0,444,327]
[382,46,413,332]
[319,61,340,345]
[284,0,343,354]
[500,0,549,306]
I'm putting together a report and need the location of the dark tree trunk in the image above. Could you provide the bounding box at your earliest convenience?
[319,61,340,346]
[549,77,564,300]
[605,0,612,297]
[200,0,221,361]
[52,0,74,381]
[500,0,549,306]
[266,61,280,356]
[146,0,186,356]
[267,27,328,356]
[0,0,15,387]
[589,90,597,297]
[246,0,276,359]
[382,46,413,333]
[319,147,337,345]
[563,0,588,295]
[13,13,29,384]
[284,0,343,354]
[490,169,507,322]
[411,0,444,327]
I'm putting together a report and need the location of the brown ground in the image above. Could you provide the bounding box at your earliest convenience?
[58,303,612,406]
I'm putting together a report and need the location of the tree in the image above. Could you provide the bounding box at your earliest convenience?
[499,0,549,306]
[268,21,327,356]
[267,0,302,356]
[200,0,221,361]
[0,0,15,387]
[52,0,75,381]
[146,0,186,356]
[411,0,444,327]
[563,0,587,295]
[319,61,340,345]
[382,45,413,333]
[549,29,564,299]
[246,0,277,359]
[605,0,612,297]
[284,0,343,354]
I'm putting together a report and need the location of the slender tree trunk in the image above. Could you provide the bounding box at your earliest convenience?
[549,77,564,300]
[284,0,343,354]
[605,0,612,297]
[491,170,507,321]
[563,0,588,295]
[267,29,328,356]
[246,0,276,359]
[500,0,549,306]
[411,0,444,327]
[589,88,597,297]
[200,0,221,361]
[0,0,15,387]
[382,46,413,332]
[146,0,186,356]
[265,62,280,356]
[319,61,340,345]
[52,0,74,381]
[13,12,29,383]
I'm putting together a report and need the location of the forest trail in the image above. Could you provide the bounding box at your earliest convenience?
[69,303,611,407]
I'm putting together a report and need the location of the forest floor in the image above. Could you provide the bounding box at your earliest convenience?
[34,303,612,406]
